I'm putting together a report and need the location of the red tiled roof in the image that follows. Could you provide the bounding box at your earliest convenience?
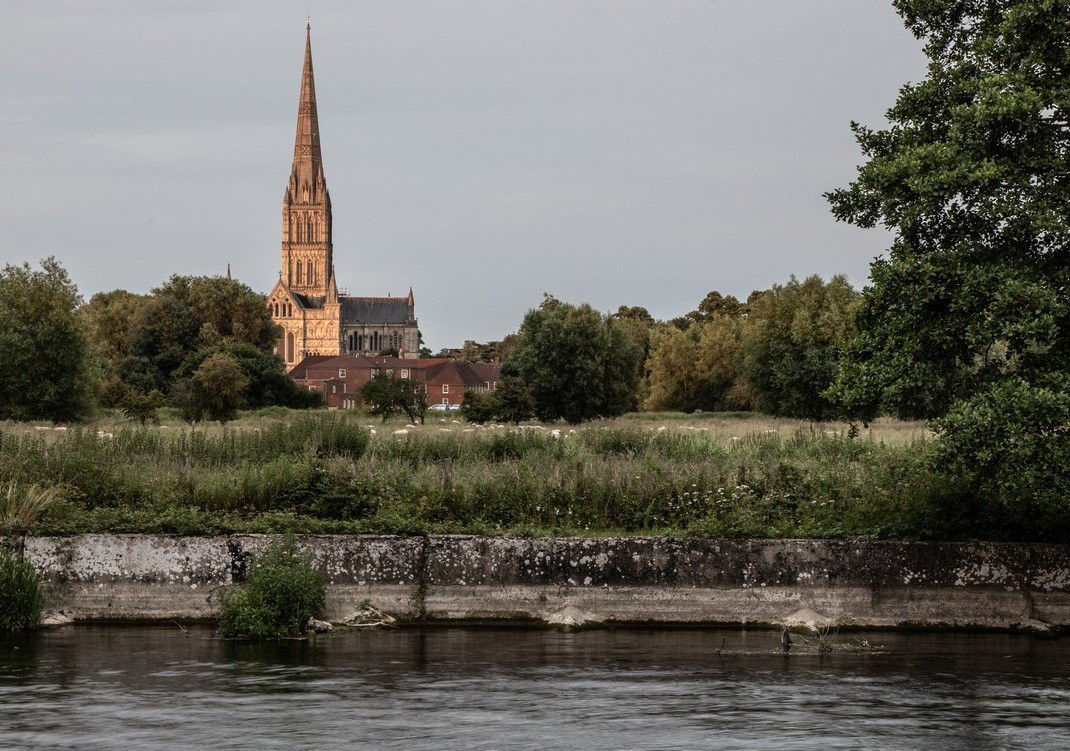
[289,355,336,379]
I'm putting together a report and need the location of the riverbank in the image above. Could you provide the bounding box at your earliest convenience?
[10,534,1069,632]
[9,410,1063,543]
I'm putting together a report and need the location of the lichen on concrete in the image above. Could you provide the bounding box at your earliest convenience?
[4,534,1068,631]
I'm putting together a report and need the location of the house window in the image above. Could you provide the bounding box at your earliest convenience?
[332,386,336,394]
[307,385,316,391]
[342,383,347,393]
[442,398,449,405]
[371,368,378,376]
[401,369,409,379]
[442,384,449,394]
[338,368,346,379]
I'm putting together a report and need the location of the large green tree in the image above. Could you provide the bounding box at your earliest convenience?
[88,274,288,404]
[827,1,1070,513]
[189,352,248,425]
[0,258,96,421]
[176,341,320,409]
[153,275,278,351]
[84,289,147,404]
[743,275,858,420]
[360,372,427,424]
[509,296,643,423]
[644,316,752,413]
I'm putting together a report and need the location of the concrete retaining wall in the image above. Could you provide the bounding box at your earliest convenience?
[8,535,1070,631]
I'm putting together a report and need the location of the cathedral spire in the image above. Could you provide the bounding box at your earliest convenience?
[292,23,323,183]
[280,22,333,296]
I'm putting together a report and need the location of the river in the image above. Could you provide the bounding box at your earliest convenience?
[2,626,1068,749]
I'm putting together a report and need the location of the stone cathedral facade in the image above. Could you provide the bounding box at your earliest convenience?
[268,25,419,370]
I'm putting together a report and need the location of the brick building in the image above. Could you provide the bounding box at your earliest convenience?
[292,354,500,410]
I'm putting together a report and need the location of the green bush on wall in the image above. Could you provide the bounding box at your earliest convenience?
[0,548,43,632]
[218,536,326,638]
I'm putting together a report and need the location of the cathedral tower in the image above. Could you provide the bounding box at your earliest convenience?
[281,23,334,298]
[268,24,419,370]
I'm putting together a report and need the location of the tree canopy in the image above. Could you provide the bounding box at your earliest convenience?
[85,274,293,408]
[0,258,96,421]
[509,296,643,423]
[743,275,858,420]
[827,0,1070,513]
[827,0,1070,421]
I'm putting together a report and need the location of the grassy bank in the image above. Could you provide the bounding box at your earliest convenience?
[0,410,1057,541]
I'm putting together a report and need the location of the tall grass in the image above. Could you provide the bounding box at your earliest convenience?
[0,410,1055,541]
[2,481,63,533]
[0,549,43,631]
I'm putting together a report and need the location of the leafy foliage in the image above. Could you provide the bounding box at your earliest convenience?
[827,0,1070,510]
[743,275,858,420]
[492,376,535,424]
[669,291,747,330]
[644,315,752,413]
[827,0,1070,421]
[932,376,1070,517]
[0,549,43,632]
[190,353,248,425]
[177,342,321,410]
[360,372,427,424]
[86,274,289,407]
[152,275,278,351]
[120,389,164,426]
[461,389,496,424]
[218,536,326,639]
[510,295,643,423]
[0,258,96,421]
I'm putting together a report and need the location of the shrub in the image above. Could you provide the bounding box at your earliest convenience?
[492,376,534,424]
[218,536,326,638]
[120,389,164,426]
[0,549,43,632]
[461,389,496,424]
[932,378,1070,533]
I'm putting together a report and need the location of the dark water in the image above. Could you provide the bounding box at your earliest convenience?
[1,626,1069,750]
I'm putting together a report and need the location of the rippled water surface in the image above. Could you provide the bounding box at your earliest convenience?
[2,626,1069,750]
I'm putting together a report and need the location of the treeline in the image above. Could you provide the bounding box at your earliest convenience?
[0,259,318,424]
[645,276,857,419]
[476,276,858,425]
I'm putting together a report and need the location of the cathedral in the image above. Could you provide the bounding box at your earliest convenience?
[268,25,419,369]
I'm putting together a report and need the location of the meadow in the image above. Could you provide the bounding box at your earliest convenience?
[0,408,1049,541]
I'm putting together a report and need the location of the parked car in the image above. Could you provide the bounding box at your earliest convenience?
[429,403,450,411]
[449,404,461,411]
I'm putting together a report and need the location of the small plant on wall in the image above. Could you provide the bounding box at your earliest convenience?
[0,547,43,632]
[218,536,326,639]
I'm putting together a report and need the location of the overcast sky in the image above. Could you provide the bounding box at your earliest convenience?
[1,1,926,349]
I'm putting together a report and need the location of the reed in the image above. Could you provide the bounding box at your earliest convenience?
[0,410,1057,541]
